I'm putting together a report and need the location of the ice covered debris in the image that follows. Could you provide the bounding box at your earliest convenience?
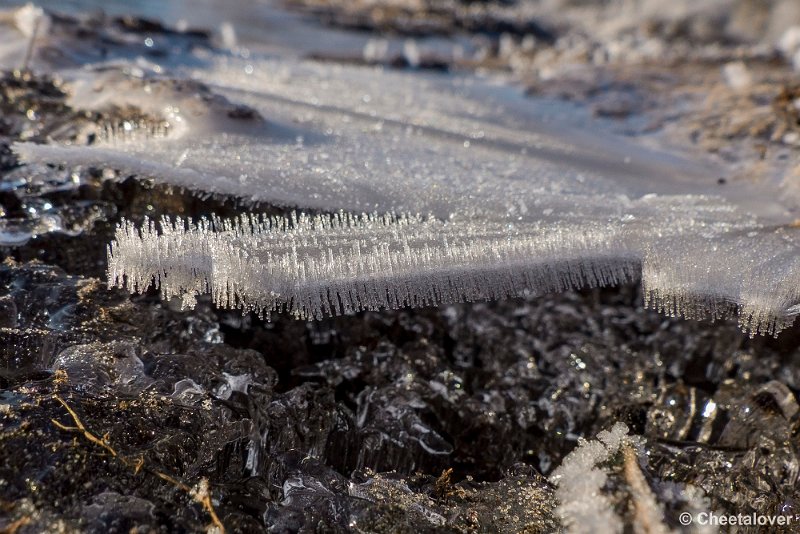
[549,422,630,534]
[0,4,50,69]
[549,423,679,534]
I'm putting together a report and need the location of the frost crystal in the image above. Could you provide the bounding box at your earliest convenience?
[108,212,640,320]
[548,422,630,534]
[107,200,800,336]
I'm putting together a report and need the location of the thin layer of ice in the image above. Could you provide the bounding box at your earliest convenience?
[14,59,740,218]
[7,6,800,335]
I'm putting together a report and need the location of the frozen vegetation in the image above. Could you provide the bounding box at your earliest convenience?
[549,423,630,534]
[550,423,690,534]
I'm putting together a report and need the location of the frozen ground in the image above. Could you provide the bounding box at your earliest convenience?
[1,1,800,533]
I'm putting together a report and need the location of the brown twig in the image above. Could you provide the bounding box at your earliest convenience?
[51,394,225,533]
[51,395,118,458]
[0,515,31,534]
[622,445,672,534]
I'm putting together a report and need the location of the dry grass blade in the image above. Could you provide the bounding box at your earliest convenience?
[50,394,226,533]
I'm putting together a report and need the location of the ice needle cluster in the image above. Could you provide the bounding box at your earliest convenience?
[108,212,639,320]
[107,203,800,337]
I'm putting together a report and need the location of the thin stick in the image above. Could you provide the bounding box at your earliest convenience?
[21,14,41,73]
[51,394,226,533]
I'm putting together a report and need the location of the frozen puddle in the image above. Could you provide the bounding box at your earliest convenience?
[5,5,800,335]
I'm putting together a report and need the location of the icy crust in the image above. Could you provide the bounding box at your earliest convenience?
[14,59,733,218]
[643,226,800,336]
[11,33,800,336]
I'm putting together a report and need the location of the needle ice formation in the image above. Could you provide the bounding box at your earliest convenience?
[108,211,641,320]
[106,196,800,337]
[6,6,800,335]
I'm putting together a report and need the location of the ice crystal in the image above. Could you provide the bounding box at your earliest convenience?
[107,201,800,336]
[108,212,640,320]
[548,422,630,534]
